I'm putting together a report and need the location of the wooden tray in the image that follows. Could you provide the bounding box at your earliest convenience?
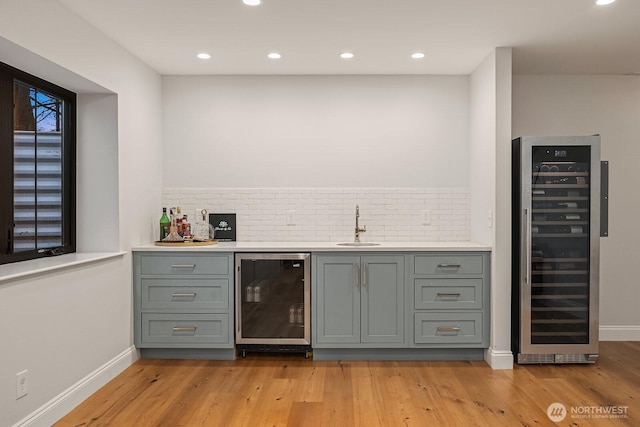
[154,240,218,247]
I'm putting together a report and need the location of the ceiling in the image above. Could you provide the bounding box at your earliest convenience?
[57,0,640,76]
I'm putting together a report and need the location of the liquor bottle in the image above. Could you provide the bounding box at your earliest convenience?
[182,214,191,238]
[176,206,183,236]
[159,208,170,241]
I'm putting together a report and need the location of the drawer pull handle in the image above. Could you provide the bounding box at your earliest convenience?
[172,293,197,298]
[171,264,196,269]
[436,293,461,298]
[437,327,461,333]
[173,326,197,332]
[437,263,461,268]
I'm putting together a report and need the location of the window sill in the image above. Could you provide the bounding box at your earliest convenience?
[0,251,127,285]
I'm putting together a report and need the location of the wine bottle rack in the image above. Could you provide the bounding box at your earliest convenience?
[529,161,591,344]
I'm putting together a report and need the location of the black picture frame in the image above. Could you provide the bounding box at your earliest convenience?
[209,213,236,241]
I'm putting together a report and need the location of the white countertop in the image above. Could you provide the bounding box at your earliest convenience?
[132,241,491,252]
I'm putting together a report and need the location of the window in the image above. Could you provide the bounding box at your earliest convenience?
[0,61,76,265]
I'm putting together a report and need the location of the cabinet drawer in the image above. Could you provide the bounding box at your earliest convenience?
[414,278,483,310]
[140,313,229,344]
[140,278,229,310]
[413,254,483,276]
[414,313,483,344]
[140,254,229,276]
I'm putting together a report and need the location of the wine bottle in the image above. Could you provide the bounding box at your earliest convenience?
[159,208,170,241]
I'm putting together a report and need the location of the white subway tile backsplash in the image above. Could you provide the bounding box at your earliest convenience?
[162,187,470,242]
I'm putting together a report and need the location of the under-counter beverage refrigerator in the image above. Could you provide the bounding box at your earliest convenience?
[235,253,311,358]
[512,136,602,364]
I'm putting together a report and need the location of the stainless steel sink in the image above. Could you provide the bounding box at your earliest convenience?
[336,242,381,247]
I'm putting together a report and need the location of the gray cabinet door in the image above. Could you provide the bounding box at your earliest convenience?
[315,255,361,344]
[315,254,405,346]
[361,255,405,343]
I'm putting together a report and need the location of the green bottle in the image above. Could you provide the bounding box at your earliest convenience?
[159,207,170,241]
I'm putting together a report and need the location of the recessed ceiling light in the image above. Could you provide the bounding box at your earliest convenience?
[267,52,282,59]
[243,0,262,5]
[411,52,425,59]
[196,52,211,60]
[596,0,615,5]
[340,52,354,59]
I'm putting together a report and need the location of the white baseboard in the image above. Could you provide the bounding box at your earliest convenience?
[12,346,138,427]
[485,347,514,370]
[599,326,640,341]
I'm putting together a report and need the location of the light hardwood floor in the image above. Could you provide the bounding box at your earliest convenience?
[55,342,639,426]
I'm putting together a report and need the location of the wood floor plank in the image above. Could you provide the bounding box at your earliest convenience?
[287,401,324,427]
[292,363,325,403]
[319,362,355,426]
[352,372,385,426]
[377,372,427,426]
[215,359,280,427]
[55,342,640,427]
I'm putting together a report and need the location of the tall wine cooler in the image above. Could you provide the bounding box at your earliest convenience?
[512,136,601,364]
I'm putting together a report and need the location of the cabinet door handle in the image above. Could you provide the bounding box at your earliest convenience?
[172,292,197,298]
[362,263,368,288]
[172,326,197,332]
[436,293,461,298]
[436,327,461,333]
[171,264,196,269]
[437,263,461,269]
[354,263,360,287]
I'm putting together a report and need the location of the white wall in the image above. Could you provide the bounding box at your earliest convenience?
[469,54,496,245]
[513,75,640,339]
[0,1,163,425]
[76,93,120,252]
[469,48,513,369]
[162,75,470,188]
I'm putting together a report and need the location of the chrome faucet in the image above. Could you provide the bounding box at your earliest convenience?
[354,205,366,242]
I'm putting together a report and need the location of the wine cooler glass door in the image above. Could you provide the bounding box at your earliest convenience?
[236,253,310,345]
[521,142,600,354]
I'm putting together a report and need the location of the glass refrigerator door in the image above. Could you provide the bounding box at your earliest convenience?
[528,146,592,345]
[238,257,306,340]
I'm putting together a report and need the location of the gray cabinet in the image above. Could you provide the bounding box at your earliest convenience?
[313,254,405,347]
[410,252,490,348]
[133,251,234,357]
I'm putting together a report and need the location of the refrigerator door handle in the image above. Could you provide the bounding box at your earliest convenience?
[523,208,532,285]
[236,266,241,335]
